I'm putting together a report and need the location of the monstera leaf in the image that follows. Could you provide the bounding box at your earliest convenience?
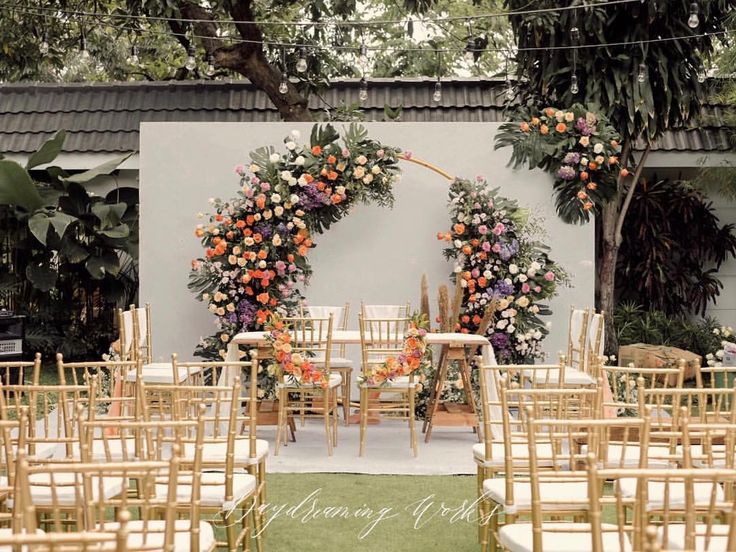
[28,211,77,246]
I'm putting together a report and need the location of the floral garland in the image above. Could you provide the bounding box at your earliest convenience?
[265,314,328,388]
[357,315,432,387]
[189,124,401,360]
[438,178,566,363]
[495,105,626,224]
[706,325,736,369]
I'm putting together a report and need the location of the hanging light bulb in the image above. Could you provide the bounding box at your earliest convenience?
[78,34,90,63]
[185,46,197,71]
[279,73,289,95]
[359,77,368,102]
[688,2,699,28]
[570,26,580,43]
[505,79,514,101]
[407,18,414,38]
[697,65,707,83]
[570,74,579,94]
[637,63,647,83]
[464,37,476,63]
[205,54,216,77]
[433,79,442,102]
[39,32,49,55]
[127,45,140,66]
[358,43,369,71]
[296,48,308,73]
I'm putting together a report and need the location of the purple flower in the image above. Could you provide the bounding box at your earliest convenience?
[253,223,272,239]
[562,152,580,165]
[557,165,576,181]
[490,332,510,350]
[298,184,329,211]
[575,117,595,136]
[237,300,258,330]
[494,281,515,297]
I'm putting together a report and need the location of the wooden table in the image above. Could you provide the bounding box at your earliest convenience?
[225,330,498,442]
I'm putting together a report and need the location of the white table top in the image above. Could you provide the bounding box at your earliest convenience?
[230,330,490,348]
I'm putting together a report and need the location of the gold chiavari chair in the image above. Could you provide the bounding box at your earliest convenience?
[131,303,153,365]
[146,378,262,552]
[275,315,338,456]
[0,352,41,386]
[0,524,129,552]
[168,355,267,546]
[585,309,605,374]
[680,417,736,471]
[480,383,600,550]
[0,409,28,528]
[589,462,736,552]
[13,450,209,552]
[494,414,651,552]
[357,313,418,457]
[300,302,354,426]
[505,355,597,388]
[566,306,591,372]
[599,360,685,416]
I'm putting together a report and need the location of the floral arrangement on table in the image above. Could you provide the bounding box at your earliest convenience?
[188,124,401,361]
[437,177,567,364]
[265,314,328,388]
[357,314,432,387]
[706,325,736,368]
[495,105,626,224]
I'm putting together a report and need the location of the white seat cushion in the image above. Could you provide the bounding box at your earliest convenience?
[280,373,342,388]
[483,478,589,515]
[523,367,595,385]
[3,473,125,507]
[499,522,631,552]
[156,472,256,510]
[581,444,673,468]
[472,442,556,468]
[312,356,353,369]
[100,519,215,552]
[658,523,731,551]
[675,444,729,468]
[52,438,139,461]
[361,376,417,389]
[0,528,45,552]
[182,438,268,465]
[619,479,724,510]
[124,363,199,384]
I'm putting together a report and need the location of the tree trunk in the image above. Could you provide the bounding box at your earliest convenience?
[599,200,620,355]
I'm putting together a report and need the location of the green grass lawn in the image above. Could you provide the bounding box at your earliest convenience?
[253,473,480,551]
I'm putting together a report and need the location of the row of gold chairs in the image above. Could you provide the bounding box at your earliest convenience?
[475,354,736,551]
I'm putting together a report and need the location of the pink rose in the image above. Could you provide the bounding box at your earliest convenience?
[482,242,491,252]
[342,148,351,157]
[492,223,505,236]
[544,271,555,282]
[261,182,271,192]
[275,260,287,275]
[403,150,412,160]
[491,243,501,253]
[535,286,542,293]
[478,225,488,235]
[376,149,384,158]
[471,268,480,279]
[243,187,254,198]
[521,283,531,293]
[476,175,484,182]
[234,164,246,176]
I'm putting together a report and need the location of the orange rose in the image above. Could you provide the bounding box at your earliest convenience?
[555,122,567,133]
[311,145,322,155]
[620,168,630,177]
[580,171,589,181]
[608,156,618,165]
[254,233,263,243]
[453,223,465,235]
[257,250,268,260]
[257,292,270,305]
[256,195,266,209]
[545,107,556,117]
[531,117,540,126]
[246,215,255,226]
[577,190,588,200]
[327,155,336,164]
[462,245,472,255]
[195,228,204,237]
[539,124,549,135]
[331,194,343,204]
[461,315,470,324]
[588,161,598,170]
[583,201,594,211]
[327,171,338,181]
[520,122,531,133]
[436,232,445,240]
[215,214,223,222]
[304,174,315,183]
[236,220,246,229]
[587,182,598,190]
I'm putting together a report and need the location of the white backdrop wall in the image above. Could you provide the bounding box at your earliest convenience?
[139,122,594,365]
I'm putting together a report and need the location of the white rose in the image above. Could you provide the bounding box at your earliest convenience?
[509,264,519,274]
[273,234,282,246]
[555,111,565,122]
[533,330,542,339]
[507,324,516,333]
[530,261,541,271]
[595,155,605,165]
[354,166,365,178]
[253,213,261,221]
[244,237,255,246]
[356,155,368,165]
[454,239,463,248]
[453,265,462,273]
[297,175,308,186]
[258,260,267,269]
[280,170,292,181]
[274,206,284,217]
[496,319,508,330]
[516,296,530,308]
[294,156,305,166]
[271,193,282,203]
[226,303,236,312]
[237,258,246,267]
[593,143,604,154]
[269,153,280,163]
[581,157,589,166]
[460,279,468,288]
[564,111,574,122]
[288,178,297,187]
[202,293,210,301]
[249,164,260,173]
[290,194,300,204]
[208,304,217,313]
[371,165,381,174]
[228,255,237,265]
[530,305,540,314]
[263,210,272,220]
[286,141,296,151]
[363,174,374,184]
[579,136,590,147]
[484,270,492,279]
[518,274,528,282]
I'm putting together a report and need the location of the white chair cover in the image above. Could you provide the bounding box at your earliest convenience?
[136,307,148,346]
[306,306,344,328]
[121,309,134,355]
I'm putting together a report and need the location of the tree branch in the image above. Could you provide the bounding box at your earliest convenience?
[614,142,652,246]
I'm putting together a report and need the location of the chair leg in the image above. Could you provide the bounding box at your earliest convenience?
[251,495,263,552]
[275,388,285,456]
[359,386,367,457]
[332,387,339,446]
[343,369,351,426]
[409,388,418,457]
[222,510,238,552]
[323,390,333,456]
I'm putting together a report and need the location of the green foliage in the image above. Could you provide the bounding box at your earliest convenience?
[617,177,736,315]
[0,133,138,359]
[614,302,722,361]
[505,0,735,143]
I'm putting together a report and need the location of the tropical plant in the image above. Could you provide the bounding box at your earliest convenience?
[502,0,736,352]
[617,177,736,315]
[0,131,137,359]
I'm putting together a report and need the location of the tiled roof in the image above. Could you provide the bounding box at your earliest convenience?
[0,78,731,154]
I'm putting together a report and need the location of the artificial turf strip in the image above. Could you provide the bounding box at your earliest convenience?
[250,473,480,551]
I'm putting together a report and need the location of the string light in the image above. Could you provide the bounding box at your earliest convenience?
[279,72,288,94]
[127,45,140,65]
[185,46,197,71]
[407,17,414,38]
[358,41,369,71]
[637,62,647,83]
[697,64,707,83]
[296,48,308,73]
[570,26,580,43]
[359,76,368,102]
[570,74,579,94]
[464,20,476,63]
[688,2,700,28]
[39,31,49,55]
[433,51,442,102]
[78,33,90,63]
[205,54,216,77]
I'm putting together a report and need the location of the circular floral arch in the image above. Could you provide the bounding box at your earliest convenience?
[189,123,565,364]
